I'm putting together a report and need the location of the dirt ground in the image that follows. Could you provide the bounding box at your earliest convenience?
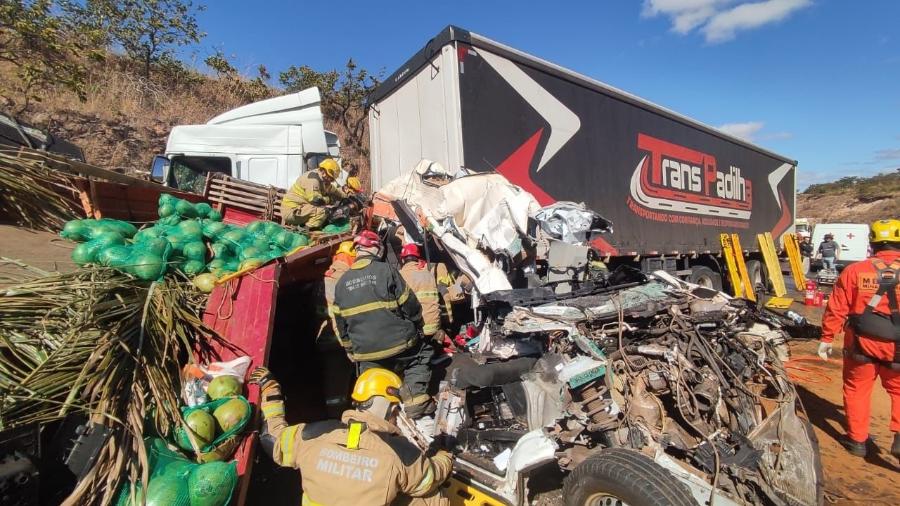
[790,296,899,504]
[1,223,896,503]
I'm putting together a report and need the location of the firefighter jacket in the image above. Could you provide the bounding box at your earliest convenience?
[260,383,452,505]
[822,250,900,365]
[333,256,423,361]
[400,261,442,336]
[321,254,354,346]
[282,171,345,211]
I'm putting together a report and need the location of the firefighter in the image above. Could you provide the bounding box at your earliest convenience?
[281,158,345,229]
[250,366,453,505]
[398,243,445,342]
[315,240,357,417]
[333,231,436,418]
[819,219,900,460]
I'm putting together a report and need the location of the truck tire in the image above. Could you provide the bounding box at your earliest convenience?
[688,266,722,291]
[562,448,696,506]
[745,259,765,293]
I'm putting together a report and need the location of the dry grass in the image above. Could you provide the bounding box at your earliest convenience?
[2,55,371,185]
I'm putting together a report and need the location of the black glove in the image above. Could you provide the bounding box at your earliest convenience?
[248,366,277,391]
[311,196,325,206]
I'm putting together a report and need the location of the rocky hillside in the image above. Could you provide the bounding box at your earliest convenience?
[797,170,900,224]
[2,56,370,181]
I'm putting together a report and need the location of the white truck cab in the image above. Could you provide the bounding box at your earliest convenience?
[151,87,341,193]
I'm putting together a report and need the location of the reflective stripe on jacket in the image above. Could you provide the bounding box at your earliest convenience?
[282,171,344,211]
[323,256,353,347]
[822,250,900,363]
[333,257,423,361]
[263,402,451,505]
[400,261,441,336]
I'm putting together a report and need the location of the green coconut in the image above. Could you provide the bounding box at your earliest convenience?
[245,221,266,235]
[176,220,203,236]
[61,220,89,241]
[182,241,207,262]
[92,231,127,248]
[71,241,105,265]
[159,193,176,206]
[238,258,265,272]
[188,461,236,506]
[185,410,216,445]
[182,260,206,276]
[206,259,227,277]
[94,219,137,238]
[207,375,242,400]
[192,273,218,293]
[144,472,188,506]
[238,246,263,262]
[213,398,249,434]
[128,253,166,280]
[158,215,182,226]
[174,199,197,218]
[194,202,212,218]
[142,238,172,258]
[209,242,230,259]
[158,203,176,218]
[207,209,223,222]
[262,221,283,235]
[97,245,132,267]
[221,230,246,245]
[201,220,227,239]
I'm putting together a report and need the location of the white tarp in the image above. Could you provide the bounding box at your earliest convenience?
[378,163,542,294]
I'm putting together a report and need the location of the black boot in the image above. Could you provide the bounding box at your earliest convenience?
[891,433,900,462]
[839,435,867,457]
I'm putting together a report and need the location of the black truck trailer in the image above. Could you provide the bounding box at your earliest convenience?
[367,26,797,290]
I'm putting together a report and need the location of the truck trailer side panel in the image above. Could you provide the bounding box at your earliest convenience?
[369,45,463,190]
[369,26,797,257]
[456,43,796,255]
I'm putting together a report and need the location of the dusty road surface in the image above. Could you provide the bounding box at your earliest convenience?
[0,224,76,286]
[791,298,899,504]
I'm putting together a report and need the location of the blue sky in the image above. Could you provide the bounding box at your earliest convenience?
[192,0,900,189]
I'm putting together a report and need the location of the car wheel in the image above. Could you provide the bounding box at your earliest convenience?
[688,265,722,291]
[563,449,696,506]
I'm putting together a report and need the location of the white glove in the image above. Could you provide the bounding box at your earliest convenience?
[817,342,833,360]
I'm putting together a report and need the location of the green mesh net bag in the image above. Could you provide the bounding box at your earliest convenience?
[115,438,237,506]
[174,396,251,463]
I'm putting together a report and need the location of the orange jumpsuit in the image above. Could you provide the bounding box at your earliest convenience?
[821,250,900,442]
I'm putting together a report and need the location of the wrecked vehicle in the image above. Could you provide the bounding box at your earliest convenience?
[378,164,823,506]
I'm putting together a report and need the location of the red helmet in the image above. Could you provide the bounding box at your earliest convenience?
[354,230,380,248]
[400,243,421,260]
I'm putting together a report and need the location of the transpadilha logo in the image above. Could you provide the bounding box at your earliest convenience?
[628,133,753,229]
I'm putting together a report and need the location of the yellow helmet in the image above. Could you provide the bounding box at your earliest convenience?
[336,240,356,257]
[352,368,401,404]
[346,176,362,192]
[318,158,340,179]
[869,219,900,244]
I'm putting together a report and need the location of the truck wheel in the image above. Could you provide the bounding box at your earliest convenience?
[746,259,775,293]
[688,266,722,291]
[562,448,696,506]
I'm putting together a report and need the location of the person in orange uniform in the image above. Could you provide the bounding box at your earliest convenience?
[819,219,900,460]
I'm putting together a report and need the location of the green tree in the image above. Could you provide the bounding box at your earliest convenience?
[204,49,273,103]
[0,0,100,112]
[78,0,204,77]
[280,59,381,157]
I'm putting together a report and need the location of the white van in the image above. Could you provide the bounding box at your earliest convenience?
[811,223,870,268]
[151,87,341,193]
